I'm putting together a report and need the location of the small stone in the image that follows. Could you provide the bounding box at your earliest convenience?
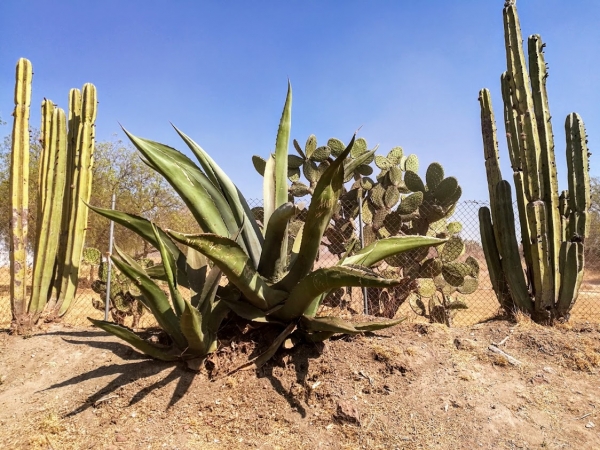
[585,421,595,429]
[335,401,361,425]
[115,434,127,442]
[543,366,555,374]
[454,338,477,351]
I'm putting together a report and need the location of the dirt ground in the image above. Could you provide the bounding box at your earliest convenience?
[0,316,599,450]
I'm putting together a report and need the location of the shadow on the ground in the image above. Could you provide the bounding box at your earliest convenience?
[41,338,195,416]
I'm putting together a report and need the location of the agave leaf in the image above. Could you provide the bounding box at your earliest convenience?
[187,247,208,308]
[263,155,276,233]
[110,254,187,348]
[254,322,297,369]
[122,129,236,239]
[88,319,179,361]
[300,315,358,334]
[168,231,287,310]
[179,299,207,356]
[86,204,188,283]
[198,265,222,314]
[275,266,400,321]
[342,236,446,268]
[275,81,292,209]
[353,317,406,331]
[152,224,185,317]
[173,126,264,268]
[220,297,283,323]
[278,135,356,291]
[344,149,376,177]
[258,202,296,281]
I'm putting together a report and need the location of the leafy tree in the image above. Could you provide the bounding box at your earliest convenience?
[586,176,600,270]
[0,132,197,259]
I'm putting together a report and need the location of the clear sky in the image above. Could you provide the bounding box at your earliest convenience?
[1,0,598,203]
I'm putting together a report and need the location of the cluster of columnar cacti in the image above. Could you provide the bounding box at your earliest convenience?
[9,58,32,332]
[8,58,98,329]
[252,135,475,322]
[478,2,591,323]
[91,255,150,328]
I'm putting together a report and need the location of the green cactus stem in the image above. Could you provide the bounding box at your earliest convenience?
[478,2,591,323]
[9,58,32,331]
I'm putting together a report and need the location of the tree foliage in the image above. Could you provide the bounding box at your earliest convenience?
[0,133,197,258]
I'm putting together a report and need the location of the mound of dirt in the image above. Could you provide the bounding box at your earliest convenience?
[0,318,599,449]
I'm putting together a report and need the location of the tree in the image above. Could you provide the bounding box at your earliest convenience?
[586,176,600,270]
[0,133,197,260]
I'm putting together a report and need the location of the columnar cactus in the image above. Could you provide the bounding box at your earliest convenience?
[29,103,69,316]
[50,84,98,316]
[9,58,32,331]
[478,2,590,323]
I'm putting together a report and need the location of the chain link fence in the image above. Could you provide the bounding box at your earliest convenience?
[1,200,599,328]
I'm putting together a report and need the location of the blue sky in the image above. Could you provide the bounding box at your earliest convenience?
[1,0,598,203]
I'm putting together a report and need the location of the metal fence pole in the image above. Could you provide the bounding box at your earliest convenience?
[357,190,369,315]
[104,193,116,321]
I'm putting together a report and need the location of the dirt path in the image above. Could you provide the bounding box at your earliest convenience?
[0,319,599,449]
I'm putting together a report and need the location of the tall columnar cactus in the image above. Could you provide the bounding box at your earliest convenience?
[29,104,69,316]
[9,58,32,331]
[50,84,98,317]
[478,2,590,323]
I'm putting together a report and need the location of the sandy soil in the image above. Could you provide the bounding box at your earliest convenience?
[0,317,599,449]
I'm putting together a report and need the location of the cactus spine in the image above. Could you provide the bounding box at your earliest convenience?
[52,84,97,316]
[478,2,590,322]
[9,58,32,330]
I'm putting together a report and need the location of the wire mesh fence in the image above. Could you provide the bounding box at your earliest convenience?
[1,200,599,328]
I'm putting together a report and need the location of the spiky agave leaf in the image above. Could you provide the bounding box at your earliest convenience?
[88,319,179,361]
[152,224,185,317]
[258,202,296,282]
[274,266,401,321]
[168,231,288,309]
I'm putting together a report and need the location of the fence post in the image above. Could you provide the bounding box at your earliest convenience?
[357,190,369,315]
[104,193,116,321]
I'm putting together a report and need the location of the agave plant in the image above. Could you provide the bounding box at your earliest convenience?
[88,83,445,366]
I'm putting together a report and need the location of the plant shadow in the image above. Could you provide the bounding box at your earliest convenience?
[41,337,196,417]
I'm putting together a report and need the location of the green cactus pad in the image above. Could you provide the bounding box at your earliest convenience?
[288,154,304,169]
[408,293,426,316]
[363,224,376,246]
[327,138,346,157]
[375,155,392,170]
[252,155,266,176]
[425,163,444,191]
[441,185,462,208]
[404,171,425,193]
[458,277,478,295]
[404,261,421,279]
[351,137,368,157]
[362,201,374,224]
[387,147,404,165]
[384,185,400,209]
[83,248,102,265]
[303,160,319,183]
[432,177,459,204]
[288,167,301,182]
[305,135,317,159]
[447,299,468,310]
[446,221,463,234]
[420,258,443,278]
[312,146,332,162]
[388,166,403,187]
[370,184,386,209]
[356,164,373,176]
[404,154,419,172]
[416,278,437,298]
[397,191,423,215]
[360,177,375,190]
[433,275,447,289]
[440,236,465,262]
[442,262,471,287]
[383,210,403,235]
[465,256,480,278]
[428,218,448,235]
[373,208,388,230]
[290,181,311,197]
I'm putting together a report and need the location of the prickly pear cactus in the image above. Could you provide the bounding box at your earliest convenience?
[252,135,476,321]
[91,257,152,328]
